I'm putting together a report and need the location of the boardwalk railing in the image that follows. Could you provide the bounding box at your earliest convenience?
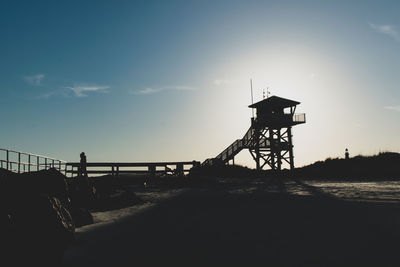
[1,148,200,177]
[65,161,201,177]
[0,148,67,174]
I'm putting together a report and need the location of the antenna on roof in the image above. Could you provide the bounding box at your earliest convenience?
[250,79,254,118]
[266,86,270,98]
[263,87,265,99]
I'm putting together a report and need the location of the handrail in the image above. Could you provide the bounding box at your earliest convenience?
[293,113,306,123]
[0,148,66,162]
[0,148,66,174]
[214,126,256,163]
[216,139,243,162]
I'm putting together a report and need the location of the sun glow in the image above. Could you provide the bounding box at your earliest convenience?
[195,43,371,167]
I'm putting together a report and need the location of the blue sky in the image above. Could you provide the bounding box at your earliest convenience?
[1,0,399,167]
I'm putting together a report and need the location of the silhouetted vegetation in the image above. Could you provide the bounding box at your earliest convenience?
[189,152,400,181]
[293,152,400,180]
[189,164,264,179]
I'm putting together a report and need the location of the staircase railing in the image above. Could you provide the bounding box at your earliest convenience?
[215,139,243,162]
[211,126,256,164]
[204,125,274,166]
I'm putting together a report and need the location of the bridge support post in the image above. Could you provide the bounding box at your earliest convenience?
[6,150,9,171]
[176,163,183,176]
[148,164,156,176]
[18,152,21,173]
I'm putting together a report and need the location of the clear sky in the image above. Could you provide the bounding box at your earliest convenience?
[1,0,399,167]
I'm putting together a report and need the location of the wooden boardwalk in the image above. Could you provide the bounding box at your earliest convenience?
[1,148,200,177]
[66,161,200,177]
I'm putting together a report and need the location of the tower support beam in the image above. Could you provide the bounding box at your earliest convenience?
[287,127,294,170]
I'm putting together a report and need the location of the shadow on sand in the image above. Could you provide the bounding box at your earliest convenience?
[64,177,400,267]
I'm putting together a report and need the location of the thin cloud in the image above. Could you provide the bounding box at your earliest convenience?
[136,87,164,95]
[369,23,400,42]
[384,105,400,112]
[134,85,194,95]
[35,91,58,99]
[66,85,110,97]
[24,74,45,86]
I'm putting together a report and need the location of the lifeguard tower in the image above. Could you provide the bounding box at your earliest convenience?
[203,95,306,171]
[248,96,305,170]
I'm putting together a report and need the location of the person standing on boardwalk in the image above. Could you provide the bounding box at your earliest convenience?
[78,152,93,206]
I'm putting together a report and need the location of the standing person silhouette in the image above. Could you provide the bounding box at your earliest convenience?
[345,148,349,160]
[78,152,93,206]
[80,152,87,177]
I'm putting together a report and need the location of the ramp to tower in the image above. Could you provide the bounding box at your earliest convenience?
[202,126,270,166]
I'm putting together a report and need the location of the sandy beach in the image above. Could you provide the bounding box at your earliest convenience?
[63,178,400,266]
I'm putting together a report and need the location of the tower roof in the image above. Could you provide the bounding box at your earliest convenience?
[248,95,300,109]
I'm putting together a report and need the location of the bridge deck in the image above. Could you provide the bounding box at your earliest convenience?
[66,161,200,177]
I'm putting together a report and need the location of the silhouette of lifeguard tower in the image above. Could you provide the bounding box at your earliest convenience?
[248,96,306,170]
[203,95,306,171]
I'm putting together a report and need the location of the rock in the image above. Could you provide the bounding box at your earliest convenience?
[3,168,70,205]
[0,168,78,265]
[10,194,75,266]
[70,207,94,227]
[91,188,143,212]
[120,189,143,204]
[91,175,114,200]
[67,175,96,209]
[0,167,15,177]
